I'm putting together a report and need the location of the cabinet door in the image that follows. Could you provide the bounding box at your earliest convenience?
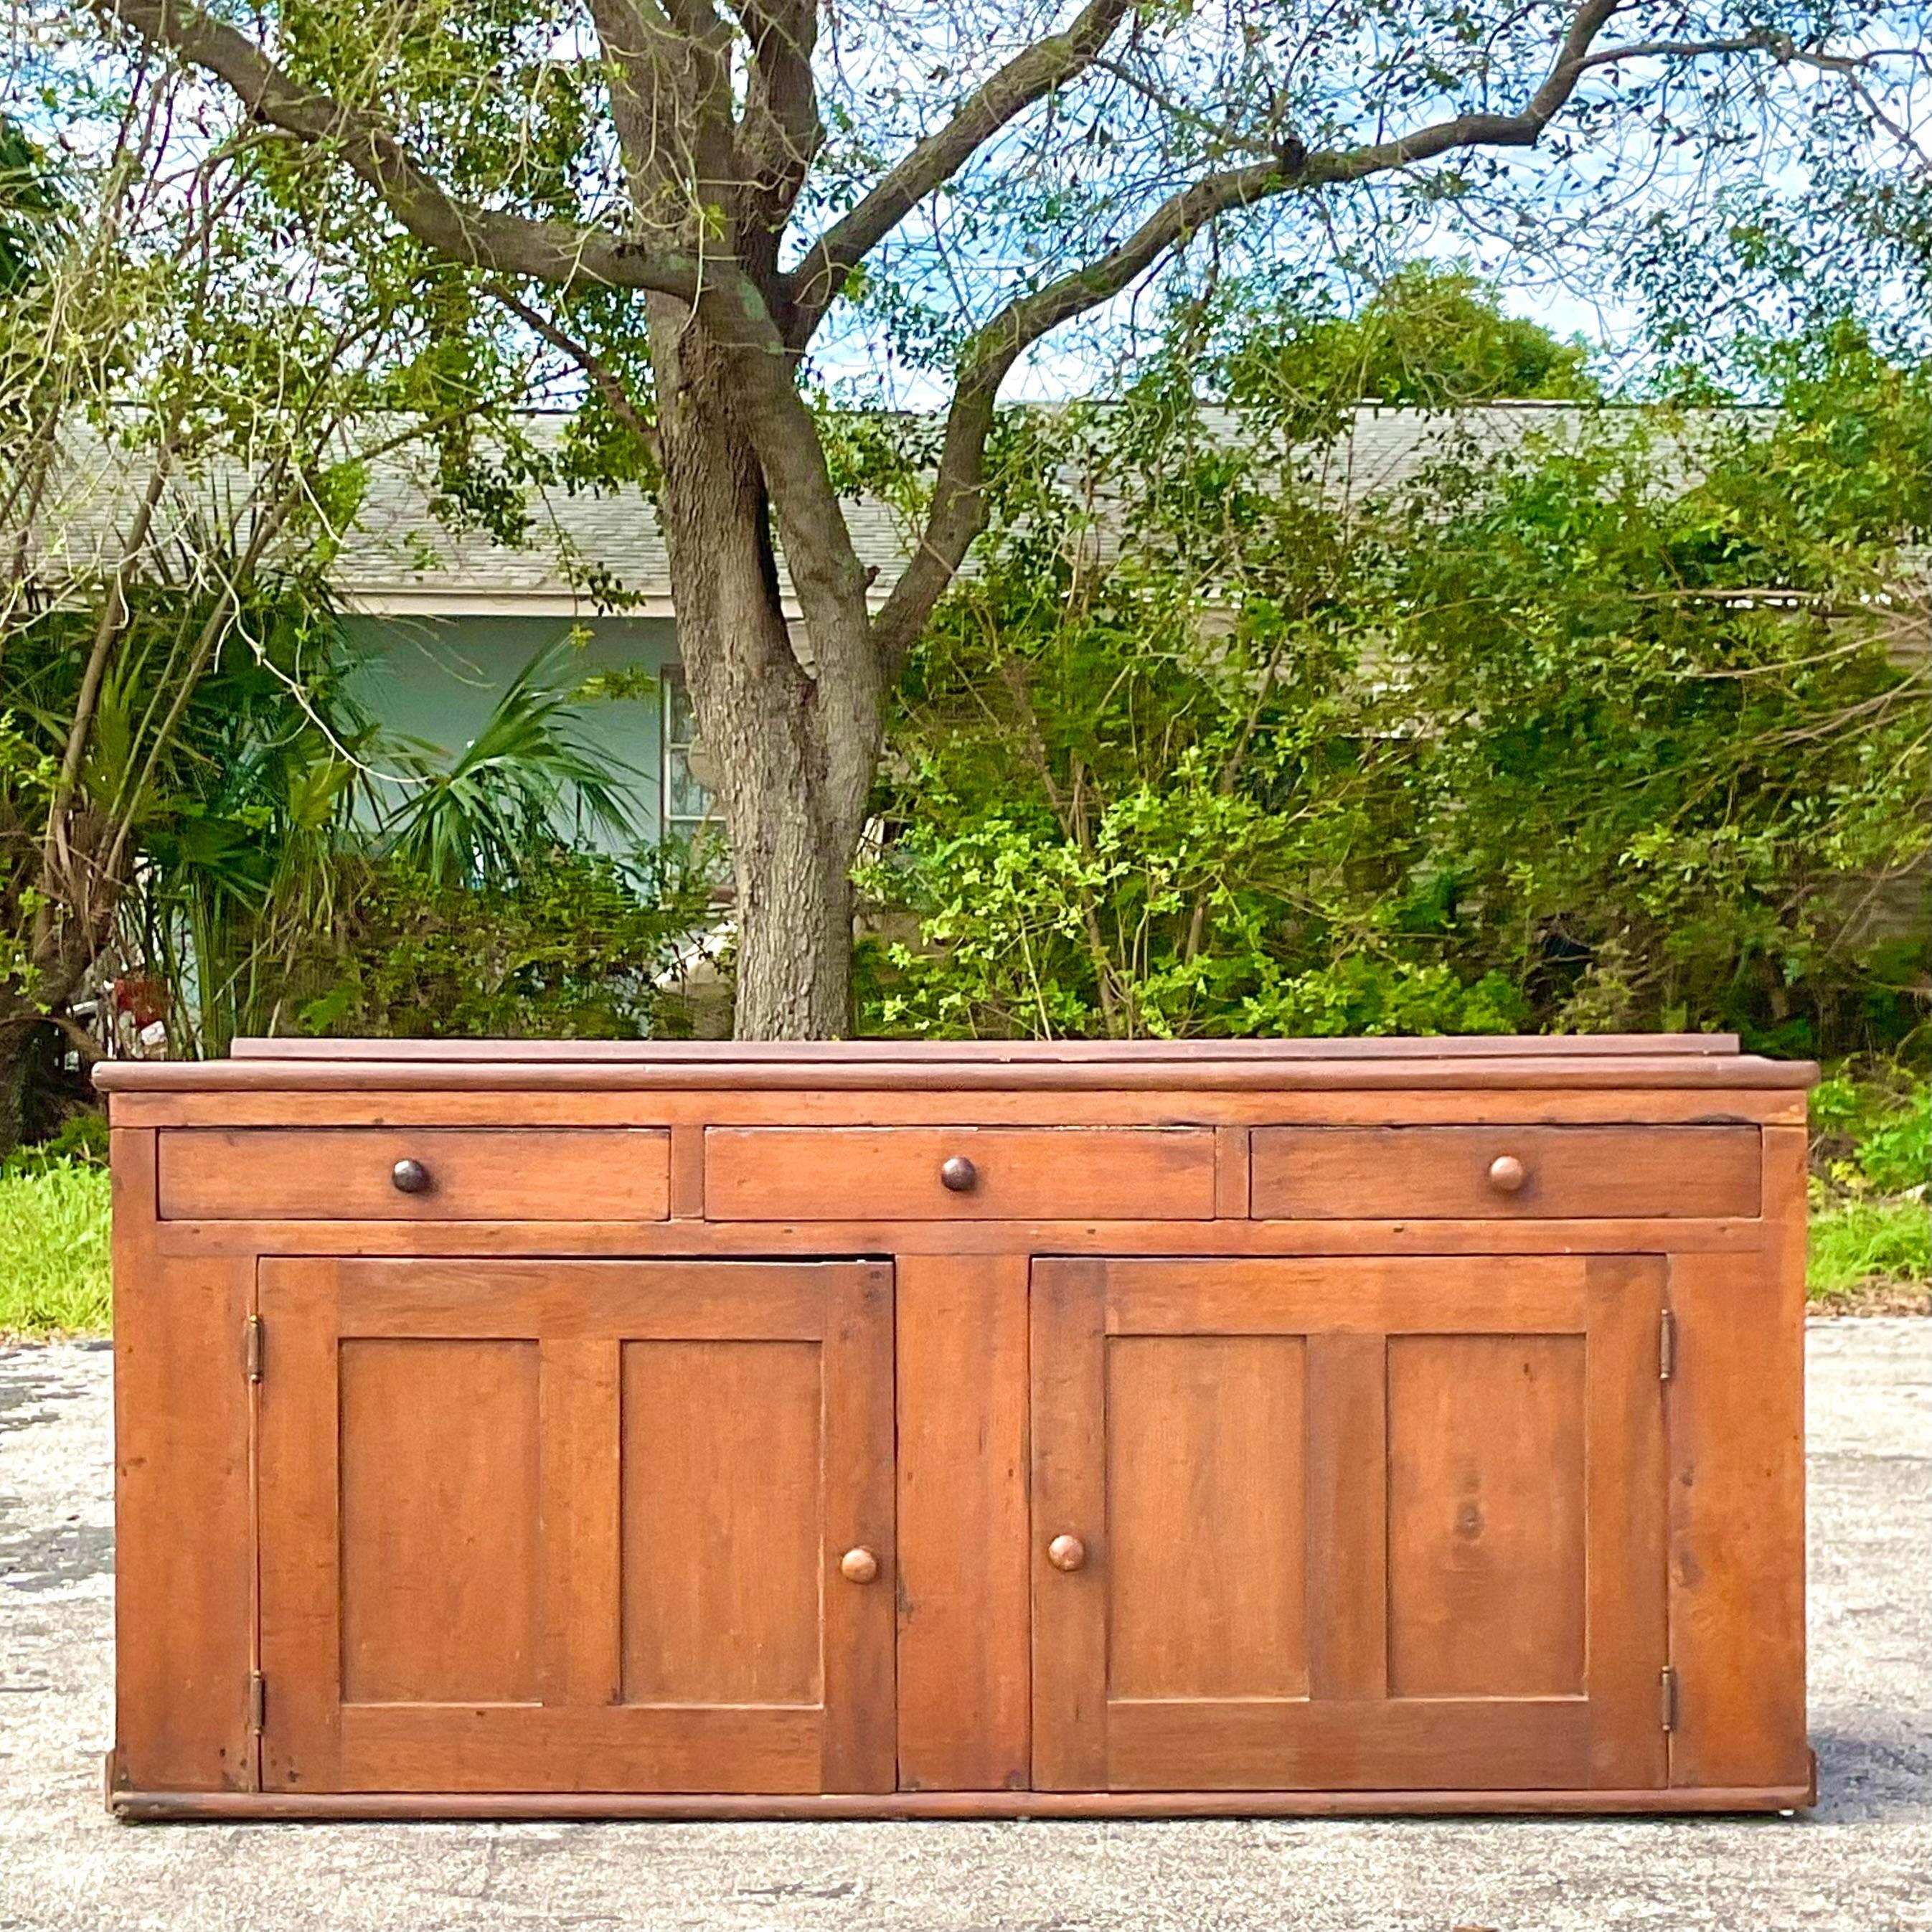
[258,1258,894,1795]
[1031,1255,1667,1794]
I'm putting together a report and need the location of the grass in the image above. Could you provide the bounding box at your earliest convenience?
[1808,1194,1931,1311]
[0,1162,112,1339]
[1805,1064,1929,1312]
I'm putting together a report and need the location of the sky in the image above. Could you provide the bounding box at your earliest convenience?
[9,1,1926,413]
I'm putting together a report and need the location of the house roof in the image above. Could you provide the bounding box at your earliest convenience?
[30,402,1751,623]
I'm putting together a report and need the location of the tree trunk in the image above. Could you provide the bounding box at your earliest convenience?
[647,298,877,1038]
[0,1011,40,1157]
[0,1005,67,1157]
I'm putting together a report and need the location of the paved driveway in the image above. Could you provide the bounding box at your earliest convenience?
[1,1322,1926,1931]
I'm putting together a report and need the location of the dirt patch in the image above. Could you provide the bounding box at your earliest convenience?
[1810,1281,1932,1316]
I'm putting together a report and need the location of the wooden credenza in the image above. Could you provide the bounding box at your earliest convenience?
[97,1035,1815,1819]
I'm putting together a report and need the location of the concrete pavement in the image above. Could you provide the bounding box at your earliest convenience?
[1,1321,1926,1931]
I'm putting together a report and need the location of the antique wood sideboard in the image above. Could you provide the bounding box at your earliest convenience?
[95,1035,1815,1819]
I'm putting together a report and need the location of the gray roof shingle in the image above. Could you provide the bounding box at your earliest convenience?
[24,403,1761,619]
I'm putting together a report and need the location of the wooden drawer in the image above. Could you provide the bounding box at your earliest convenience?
[156,1128,671,1221]
[704,1126,1217,1221]
[1249,1124,1761,1220]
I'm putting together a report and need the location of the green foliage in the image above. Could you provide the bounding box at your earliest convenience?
[1375,331,1927,1049]
[862,388,1382,1038]
[0,44,574,1143]
[285,846,713,1042]
[0,116,60,298]
[1219,263,1600,415]
[1807,1061,1928,1303]
[124,626,712,1055]
[0,1161,110,1338]
[1237,958,1532,1040]
[1,1109,108,1175]
[0,532,712,1070]
[864,311,1928,1049]
[1811,1066,1931,1199]
[380,639,643,888]
[1808,1199,1931,1303]
[85,581,380,1055]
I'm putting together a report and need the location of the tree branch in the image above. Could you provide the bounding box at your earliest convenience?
[93,0,710,297]
[711,326,885,804]
[480,280,662,464]
[734,0,824,249]
[783,0,1136,346]
[870,0,1639,665]
[1089,54,1285,161]
[584,0,682,217]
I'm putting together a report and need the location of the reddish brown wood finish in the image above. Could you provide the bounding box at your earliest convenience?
[1666,1124,1812,1791]
[103,1037,1811,1818]
[157,1126,670,1220]
[108,1781,1816,1820]
[1029,1256,1667,1794]
[108,1130,257,1795]
[224,1033,1747,1060]
[255,1258,893,1796]
[98,1052,1808,1095]
[894,1254,1032,1792]
[1251,1124,1761,1220]
[705,1125,1216,1220]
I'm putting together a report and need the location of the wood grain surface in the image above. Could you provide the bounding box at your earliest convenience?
[158,1127,670,1220]
[1253,1124,1761,1220]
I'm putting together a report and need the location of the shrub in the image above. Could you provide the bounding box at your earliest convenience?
[286,847,717,1041]
[1811,1068,1931,1197]
[1,1109,108,1175]
[864,324,1928,1052]
[1809,1199,1931,1301]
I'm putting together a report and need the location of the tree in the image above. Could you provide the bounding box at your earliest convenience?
[1223,260,1600,409]
[0,49,522,1138]
[866,311,1927,1048]
[61,0,1926,1035]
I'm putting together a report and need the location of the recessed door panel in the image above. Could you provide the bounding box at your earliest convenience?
[1107,1335,1308,1700]
[621,1339,824,1705]
[338,1337,542,1705]
[1386,1334,1588,1698]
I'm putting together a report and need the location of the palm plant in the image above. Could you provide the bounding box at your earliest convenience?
[118,581,379,1057]
[130,632,657,1053]
[377,639,643,888]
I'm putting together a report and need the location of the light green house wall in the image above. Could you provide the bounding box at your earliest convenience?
[341,613,684,849]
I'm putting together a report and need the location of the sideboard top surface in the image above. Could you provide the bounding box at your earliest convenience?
[94,1033,1818,1094]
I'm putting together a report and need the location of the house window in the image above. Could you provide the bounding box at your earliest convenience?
[661,666,717,840]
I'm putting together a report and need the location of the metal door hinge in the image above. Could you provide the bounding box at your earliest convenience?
[1659,1308,1678,1383]
[245,1314,264,1384]
[248,1671,266,1735]
[1660,1665,1678,1733]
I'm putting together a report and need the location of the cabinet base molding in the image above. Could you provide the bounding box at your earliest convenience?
[108,1781,1816,1822]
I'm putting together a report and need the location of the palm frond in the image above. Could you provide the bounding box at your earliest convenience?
[377,638,641,887]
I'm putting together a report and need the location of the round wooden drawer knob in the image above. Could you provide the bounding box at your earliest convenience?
[1046,1534,1088,1573]
[839,1547,880,1585]
[391,1158,433,1195]
[1487,1154,1528,1194]
[939,1155,979,1192]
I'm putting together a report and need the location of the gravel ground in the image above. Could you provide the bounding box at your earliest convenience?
[0,1321,1926,1932]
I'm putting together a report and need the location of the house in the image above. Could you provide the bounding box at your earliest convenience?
[40,403,1798,847]
[308,404,1664,843]
[326,416,925,848]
